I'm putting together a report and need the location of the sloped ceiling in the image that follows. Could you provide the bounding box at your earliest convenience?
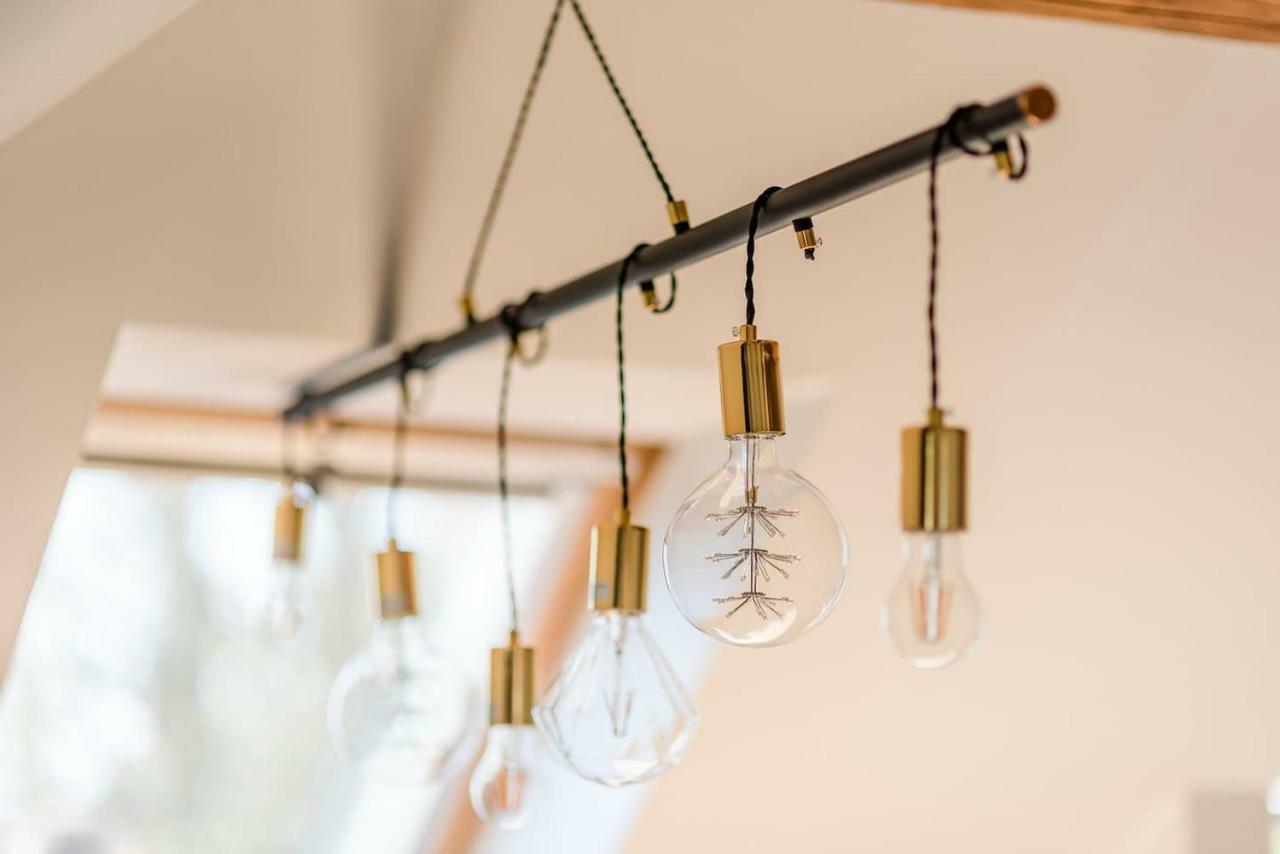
[0,1,200,144]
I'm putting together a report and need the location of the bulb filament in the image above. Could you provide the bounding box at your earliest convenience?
[910,573,954,643]
[705,437,799,621]
[603,625,636,738]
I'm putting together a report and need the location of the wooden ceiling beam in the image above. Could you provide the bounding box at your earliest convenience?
[890,0,1280,43]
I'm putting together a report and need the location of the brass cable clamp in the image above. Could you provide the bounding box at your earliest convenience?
[458,293,477,326]
[791,216,820,260]
[638,201,689,315]
[990,134,1029,180]
[941,104,1028,182]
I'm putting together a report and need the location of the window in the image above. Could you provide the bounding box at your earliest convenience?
[0,466,570,853]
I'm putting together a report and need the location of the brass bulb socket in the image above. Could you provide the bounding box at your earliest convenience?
[588,510,649,613]
[717,324,785,438]
[376,540,418,619]
[489,632,535,725]
[272,492,305,562]
[901,408,967,532]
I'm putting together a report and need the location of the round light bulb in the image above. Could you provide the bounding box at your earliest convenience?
[468,724,541,829]
[883,532,981,669]
[663,435,848,647]
[534,611,696,787]
[327,616,472,783]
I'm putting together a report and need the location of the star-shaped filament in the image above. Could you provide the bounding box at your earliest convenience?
[707,548,797,582]
[707,503,797,539]
[713,591,795,619]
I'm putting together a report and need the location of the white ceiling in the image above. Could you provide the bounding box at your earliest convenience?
[1,1,1279,852]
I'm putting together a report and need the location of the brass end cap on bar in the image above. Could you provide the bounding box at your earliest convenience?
[901,408,967,532]
[717,324,785,438]
[667,199,690,233]
[376,539,418,619]
[1017,85,1057,125]
[589,509,649,613]
[489,631,535,725]
[272,489,306,562]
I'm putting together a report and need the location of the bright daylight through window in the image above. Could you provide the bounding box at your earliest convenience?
[0,468,561,853]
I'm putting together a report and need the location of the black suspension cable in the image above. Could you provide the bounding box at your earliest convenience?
[568,0,687,314]
[459,0,687,325]
[567,0,673,204]
[496,337,520,634]
[743,186,782,326]
[280,418,298,481]
[459,0,567,325]
[615,244,650,511]
[926,106,1027,408]
[386,364,412,543]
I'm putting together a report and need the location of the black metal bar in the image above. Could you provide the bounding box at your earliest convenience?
[285,85,1055,420]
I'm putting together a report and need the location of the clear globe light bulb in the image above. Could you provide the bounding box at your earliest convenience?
[327,543,472,783]
[469,724,541,829]
[664,435,848,647]
[535,610,697,787]
[883,532,981,669]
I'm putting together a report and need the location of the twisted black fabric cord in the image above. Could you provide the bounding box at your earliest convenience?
[280,418,298,481]
[615,244,650,511]
[927,105,1026,408]
[460,0,567,324]
[743,186,782,326]
[386,366,412,543]
[569,0,685,313]
[496,337,520,634]
[568,0,673,204]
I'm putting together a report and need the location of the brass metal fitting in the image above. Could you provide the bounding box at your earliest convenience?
[272,489,305,562]
[459,294,477,323]
[667,199,690,233]
[588,509,649,613]
[376,539,418,619]
[640,285,659,311]
[993,146,1014,177]
[489,631,535,725]
[901,408,967,532]
[1017,85,1057,125]
[792,217,818,260]
[717,324,785,438]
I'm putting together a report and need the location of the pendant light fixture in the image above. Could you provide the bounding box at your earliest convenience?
[470,325,544,829]
[328,370,473,782]
[264,419,311,640]
[533,247,697,788]
[663,188,849,647]
[882,108,1029,668]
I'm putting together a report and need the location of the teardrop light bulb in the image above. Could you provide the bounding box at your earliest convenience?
[535,514,697,787]
[883,533,981,668]
[328,541,472,783]
[469,724,541,829]
[663,326,848,647]
[885,408,981,668]
[471,633,541,828]
[263,482,309,640]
